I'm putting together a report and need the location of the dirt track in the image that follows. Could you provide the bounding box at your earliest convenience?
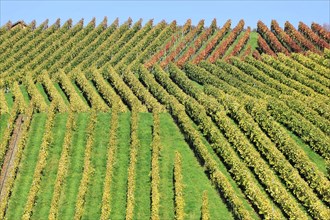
[0,115,25,200]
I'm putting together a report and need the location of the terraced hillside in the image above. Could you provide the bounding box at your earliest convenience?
[0,18,329,220]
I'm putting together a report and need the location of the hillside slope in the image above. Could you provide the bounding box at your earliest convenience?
[0,18,329,219]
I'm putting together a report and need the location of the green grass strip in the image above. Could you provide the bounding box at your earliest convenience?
[19,84,30,104]
[249,32,259,52]
[109,112,131,219]
[286,128,327,175]
[31,113,68,219]
[167,109,257,218]
[82,112,111,219]
[4,92,13,110]
[57,113,89,219]
[158,113,176,220]
[239,31,258,57]
[223,31,246,58]
[5,113,47,219]
[133,112,153,219]
[159,113,234,220]
[0,114,9,142]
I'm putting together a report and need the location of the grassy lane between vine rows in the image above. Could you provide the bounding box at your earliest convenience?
[19,85,30,104]
[57,113,89,219]
[82,112,111,219]
[4,92,13,109]
[108,112,131,219]
[133,112,153,219]
[5,113,47,219]
[31,113,68,219]
[223,31,246,58]
[0,114,9,141]
[158,113,176,220]
[241,31,258,55]
[159,113,236,220]
[285,127,327,175]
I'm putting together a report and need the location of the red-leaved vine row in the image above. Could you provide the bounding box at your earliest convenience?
[298,22,330,50]
[144,35,177,68]
[160,20,205,68]
[284,21,319,53]
[257,34,276,56]
[311,22,330,43]
[257,20,289,55]
[144,19,194,68]
[241,45,252,59]
[225,27,251,60]
[252,50,261,59]
[176,19,217,67]
[209,19,245,63]
[271,20,302,52]
[193,19,231,64]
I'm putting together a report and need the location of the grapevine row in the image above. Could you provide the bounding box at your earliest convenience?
[277,53,330,89]
[291,53,330,80]
[184,63,330,207]
[160,19,205,68]
[284,21,319,53]
[204,87,330,214]
[71,71,109,112]
[41,73,68,113]
[271,20,302,52]
[89,70,127,112]
[0,19,73,75]
[0,101,34,219]
[24,75,48,112]
[120,67,164,112]
[63,17,119,73]
[257,20,289,54]
[34,19,96,75]
[125,106,139,220]
[0,91,9,115]
[22,102,56,219]
[171,63,324,219]
[55,71,89,112]
[100,99,120,219]
[144,19,196,68]
[256,35,276,56]
[154,64,282,219]
[193,19,231,64]
[74,110,97,219]
[174,152,184,220]
[106,19,153,67]
[176,20,216,67]
[48,18,107,74]
[225,27,251,59]
[200,191,209,220]
[138,65,253,219]
[298,22,330,50]
[209,19,245,62]
[311,22,330,42]
[230,57,330,136]
[101,66,145,111]
[48,111,74,219]
[150,110,161,220]
[0,19,52,65]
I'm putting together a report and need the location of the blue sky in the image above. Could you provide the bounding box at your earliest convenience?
[1,1,329,28]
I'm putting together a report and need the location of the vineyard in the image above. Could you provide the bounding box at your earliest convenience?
[0,18,329,219]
